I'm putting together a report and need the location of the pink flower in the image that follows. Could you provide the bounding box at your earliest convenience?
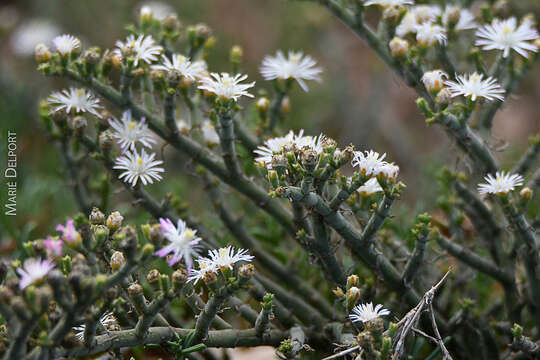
[16,258,55,290]
[155,218,201,270]
[56,220,82,245]
[43,236,63,257]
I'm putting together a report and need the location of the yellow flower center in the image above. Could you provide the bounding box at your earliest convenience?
[502,25,512,34]
[127,121,136,130]
[137,157,143,165]
[184,229,195,239]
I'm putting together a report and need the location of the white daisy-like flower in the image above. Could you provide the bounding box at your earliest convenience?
[151,54,197,80]
[52,34,81,56]
[73,312,117,341]
[253,130,324,168]
[260,50,323,92]
[114,34,163,66]
[154,218,202,270]
[357,178,383,196]
[475,17,539,58]
[16,258,55,290]
[113,149,164,187]
[187,258,217,284]
[48,88,103,118]
[478,171,524,195]
[396,5,441,37]
[421,70,448,93]
[349,302,390,323]
[352,150,398,178]
[207,246,254,270]
[201,120,220,145]
[139,2,175,21]
[442,6,476,31]
[191,60,209,80]
[198,72,255,101]
[363,0,413,7]
[445,72,505,101]
[108,110,156,152]
[415,23,447,46]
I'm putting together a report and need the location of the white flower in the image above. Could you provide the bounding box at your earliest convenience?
[52,34,81,56]
[396,5,441,37]
[155,218,202,269]
[191,60,209,80]
[357,178,383,196]
[349,302,390,323]
[254,130,324,168]
[475,17,539,58]
[177,119,191,133]
[109,110,156,152]
[442,6,476,31]
[415,23,447,46]
[73,312,117,341]
[151,54,197,80]
[201,120,220,145]
[421,70,448,93]
[363,0,413,7]
[113,149,164,187]
[187,258,216,284]
[198,72,255,101]
[352,150,399,179]
[139,2,175,20]
[114,34,163,66]
[10,19,60,56]
[207,246,254,270]
[48,88,102,118]
[445,72,505,101]
[478,171,524,195]
[260,51,323,92]
[389,37,409,57]
[16,258,55,290]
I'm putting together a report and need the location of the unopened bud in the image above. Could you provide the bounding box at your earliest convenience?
[106,211,124,231]
[346,286,361,303]
[257,97,270,114]
[149,224,163,243]
[520,187,533,200]
[110,251,126,271]
[35,44,51,63]
[268,170,279,189]
[346,274,359,289]
[365,317,384,334]
[99,130,114,149]
[69,116,87,133]
[147,269,160,284]
[141,243,155,259]
[172,268,188,284]
[389,37,409,57]
[230,45,243,64]
[332,287,345,298]
[127,283,143,297]
[435,88,452,105]
[238,264,255,280]
[89,207,105,225]
[139,6,153,23]
[83,47,101,65]
[445,6,461,28]
[163,15,181,32]
[280,96,290,114]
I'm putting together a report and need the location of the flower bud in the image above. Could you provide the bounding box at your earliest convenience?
[238,264,255,280]
[520,187,533,201]
[110,251,126,271]
[69,116,87,134]
[346,274,359,290]
[127,283,143,297]
[389,37,409,57]
[445,6,461,28]
[99,130,114,149]
[89,207,105,225]
[35,44,51,63]
[172,268,188,284]
[106,211,124,231]
[141,243,155,259]
[267,170,279,189]
[83,47,101,65]
[280,96,290,114]
[147,269,160,285]
[139,6,153,23]
[332,287,345,298]
[149,224,163,243]
[257,97,270,114]
[435,88,452,105]
[421,70,447,94]
[163,15,181,32]
[346,286,361,304]
[365,317,384,334]
[230,45,243,64]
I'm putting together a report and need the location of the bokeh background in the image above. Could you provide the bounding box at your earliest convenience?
[1,0,539,254]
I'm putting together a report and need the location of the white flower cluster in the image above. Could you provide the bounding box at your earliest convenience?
[188,246,254,284]
[351,150,399,181]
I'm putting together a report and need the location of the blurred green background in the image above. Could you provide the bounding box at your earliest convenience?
[1,0,539,253]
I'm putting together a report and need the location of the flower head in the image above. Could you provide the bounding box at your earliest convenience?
[207,246,254,270]
[198,72,255,101]
[396,5,441,37]
[478,171,524,195]
[363,0,414,7]
[73,312,117,341]
[475,17,539,58]
[56,219,82,245]
[445,72,505,101]
[48,88,102,118]
[260,51,323,92]
[113,149,164,187]
[201,120,220,145]
[16,258,55,290]
[422,70,448,93]
[43,236,63,257]
[352,150,399,179]
[109,110,156,152]
[415,23,447,46]
[191,60,209,80]
[187,258,217,284]
[52,34,81,56]
[442,6,476,31]
[349,302,390,323]
[254,130,324,168]
[151,54,197,80]
[357,178,383,196]
[114,34,163,66]
[155,218,202,270]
